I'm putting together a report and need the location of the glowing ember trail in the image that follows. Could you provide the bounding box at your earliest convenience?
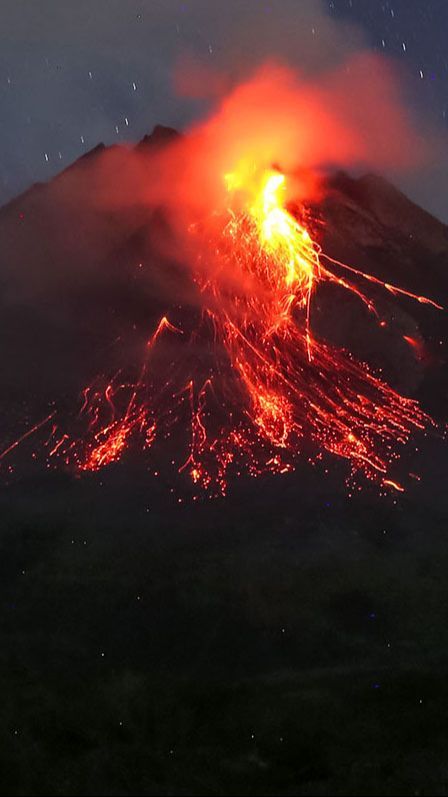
[180,160,438,493]
[2,156,441,497]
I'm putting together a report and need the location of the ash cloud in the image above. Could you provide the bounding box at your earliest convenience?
[0,0,444,216]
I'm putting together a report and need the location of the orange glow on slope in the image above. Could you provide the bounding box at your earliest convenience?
[30,159,440,496]
[185,159,439,492]
[2,63,442,497]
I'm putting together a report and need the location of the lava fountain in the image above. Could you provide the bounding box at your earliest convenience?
[42,159,440,497]
[0,62,442,496]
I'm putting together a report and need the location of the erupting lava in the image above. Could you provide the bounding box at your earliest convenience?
[10,155,439,498]
[0,63,443,495]
[182,159,438,493]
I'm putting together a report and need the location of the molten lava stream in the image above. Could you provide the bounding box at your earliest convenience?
[33,163,441,496]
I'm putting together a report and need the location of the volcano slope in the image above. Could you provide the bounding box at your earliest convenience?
[0,127,447,795]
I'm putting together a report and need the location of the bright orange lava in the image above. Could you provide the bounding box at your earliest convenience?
[2,161,440,497]
[180,161,436,494]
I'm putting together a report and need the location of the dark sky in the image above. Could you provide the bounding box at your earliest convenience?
[1,0,447,219]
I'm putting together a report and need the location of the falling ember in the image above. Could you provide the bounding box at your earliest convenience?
[402,334,428,361]
[14,150,437,498]
[0,412,56,463]
[383,479,405,493]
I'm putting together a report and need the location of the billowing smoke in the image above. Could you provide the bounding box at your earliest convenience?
[0,42,435,316]
[0,0,443,215]
[71,52,430,308]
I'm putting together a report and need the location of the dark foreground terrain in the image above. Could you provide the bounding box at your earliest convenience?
[1,456,448,796]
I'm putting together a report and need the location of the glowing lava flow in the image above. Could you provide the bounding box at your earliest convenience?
[184,162,438,493]
[3,161,441,497]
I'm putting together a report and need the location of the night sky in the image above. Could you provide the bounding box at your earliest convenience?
[1,0,447,219]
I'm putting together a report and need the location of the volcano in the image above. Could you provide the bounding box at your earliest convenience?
[0,125,446,494]
[1,126,448,796]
